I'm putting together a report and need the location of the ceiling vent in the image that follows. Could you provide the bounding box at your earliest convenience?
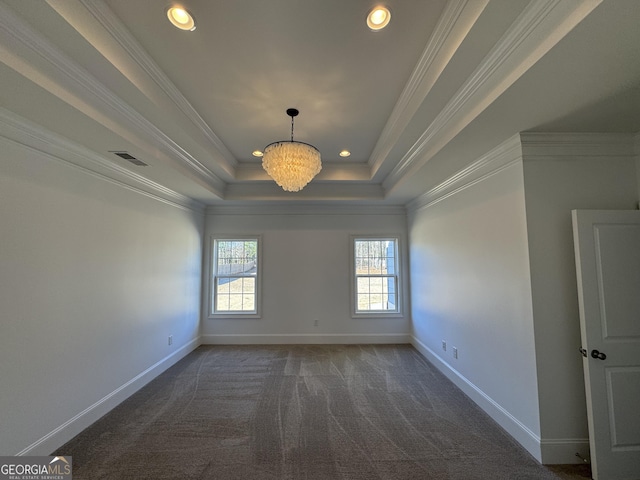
[110,151,148,166]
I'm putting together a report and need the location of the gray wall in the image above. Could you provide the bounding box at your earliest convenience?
[408,133,640,464]
[201,207,410,344]
[408,148,542,459]
[0,138,203,455]
[520,132,639,462]
[3,127,637,459]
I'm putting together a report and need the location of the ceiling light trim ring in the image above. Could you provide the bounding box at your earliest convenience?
[166,6,196,31]
[367,6,391,31]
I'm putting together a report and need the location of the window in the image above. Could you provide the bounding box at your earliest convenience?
[211,238,260,316]
[353,237,400,315]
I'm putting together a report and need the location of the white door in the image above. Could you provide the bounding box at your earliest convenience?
[572,210,640,480]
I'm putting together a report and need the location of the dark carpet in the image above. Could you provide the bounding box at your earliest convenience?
[55,345,591,479]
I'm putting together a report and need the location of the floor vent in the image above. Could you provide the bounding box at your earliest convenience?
[110,151,148,166]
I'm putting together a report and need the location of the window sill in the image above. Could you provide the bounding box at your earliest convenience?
[208,313,261,320]
[352,312,404,319]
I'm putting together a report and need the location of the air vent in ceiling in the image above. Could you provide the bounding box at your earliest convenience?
[110,151,148,166]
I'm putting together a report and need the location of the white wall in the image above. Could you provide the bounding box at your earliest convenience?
[408,133,640,464]
[0,138,203,456]
[201,207,410,344]
[408,149,543,459]
[520,133,639,463]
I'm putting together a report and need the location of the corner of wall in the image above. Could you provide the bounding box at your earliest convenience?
[519,131,638,464]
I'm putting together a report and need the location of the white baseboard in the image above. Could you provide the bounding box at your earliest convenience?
[540,438,590,465]
[17,335,588,464]
[201,333,411,345]
[410,335,544,462]
[411,336,590,465]
[17,337,200,456]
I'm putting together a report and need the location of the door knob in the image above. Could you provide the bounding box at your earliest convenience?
[590,349,606,360]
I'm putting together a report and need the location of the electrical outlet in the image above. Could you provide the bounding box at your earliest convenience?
[168,335,173,346]
[452,347,458,359]
[442,340,446,351]
[313,319,319,327]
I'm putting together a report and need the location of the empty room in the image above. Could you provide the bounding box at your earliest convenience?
[1,1,639,479]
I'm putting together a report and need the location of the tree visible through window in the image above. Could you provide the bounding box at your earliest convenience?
[354,238,399,313]
[212,239,258,314]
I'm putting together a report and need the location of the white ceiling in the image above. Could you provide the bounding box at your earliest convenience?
[1,0,639,208]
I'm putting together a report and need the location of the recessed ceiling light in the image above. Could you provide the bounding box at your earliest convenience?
[166,6,196,31]
[339,150,351,157]
[367,6,391,31]
[252,150,263,157]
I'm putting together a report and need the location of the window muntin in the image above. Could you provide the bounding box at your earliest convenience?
[212,238,259,315]
[354,238,399,313]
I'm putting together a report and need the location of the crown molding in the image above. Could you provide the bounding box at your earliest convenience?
[0,107,203,213]
[368,0,489,178]
[406,134,523,213]
[234,163,372,182]
[205,204,406,217]
[406,131,637,213]
[520,132,637,158]
[223,182,385,203]
[0,1,225,198]
[71,0,237,172]
[384,0,602,193]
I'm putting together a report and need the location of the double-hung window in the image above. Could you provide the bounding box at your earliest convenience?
[211,237,260,316]
[352,237,401,315]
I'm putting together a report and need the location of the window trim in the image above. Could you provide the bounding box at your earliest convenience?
[350,235,403,318]
[208,235,262,319]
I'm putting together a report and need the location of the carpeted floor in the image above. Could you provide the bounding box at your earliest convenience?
[55,345,592,479]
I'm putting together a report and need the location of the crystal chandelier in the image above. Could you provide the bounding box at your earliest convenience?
[262,108,322,192]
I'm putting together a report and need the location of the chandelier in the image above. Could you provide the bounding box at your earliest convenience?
[262,108,322,192]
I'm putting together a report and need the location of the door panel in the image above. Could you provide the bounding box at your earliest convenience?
[572,210,640,480]
[607,367,640,448]
[595,225,640,338]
